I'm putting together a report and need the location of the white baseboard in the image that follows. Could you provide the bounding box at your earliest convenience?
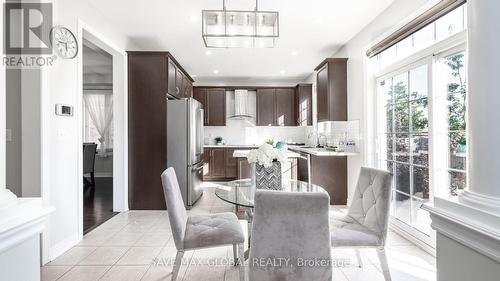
[48,232,80,262]
[390,220,436,257]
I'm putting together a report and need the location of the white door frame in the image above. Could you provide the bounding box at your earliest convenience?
[76,20,128,239]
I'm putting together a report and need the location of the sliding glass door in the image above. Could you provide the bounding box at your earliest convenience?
[378,62,431,235]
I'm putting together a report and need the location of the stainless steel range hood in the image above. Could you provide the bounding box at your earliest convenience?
[228,89,254,120]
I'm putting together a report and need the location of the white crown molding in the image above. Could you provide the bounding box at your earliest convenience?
[423,197,500,263]
[459,190,500,215]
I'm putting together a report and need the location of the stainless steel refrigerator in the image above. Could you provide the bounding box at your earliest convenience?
[167,98,204,209]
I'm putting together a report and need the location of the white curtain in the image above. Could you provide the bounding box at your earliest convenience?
[84,94,113,155]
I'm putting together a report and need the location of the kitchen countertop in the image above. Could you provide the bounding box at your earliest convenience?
[233,150,300,158]
[289,146,359,157]
[204,144,259,148]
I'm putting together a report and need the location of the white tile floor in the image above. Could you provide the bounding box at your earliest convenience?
[41,185,436,281]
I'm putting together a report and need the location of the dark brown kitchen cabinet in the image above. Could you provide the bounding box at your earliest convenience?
[310,155,347,205]
[167,58,193,98]
[276,88,296,126]
[256,88,296,126]
[295,84,313,126]
[193,87,226,126]
[127,51,193,210]
[210,148,226,178]
[256,88,276,126]
[206,88,226,126]
[315,58,348,122]
[225,148,237,179]
[203,147,250,181]
[167,59,177,97]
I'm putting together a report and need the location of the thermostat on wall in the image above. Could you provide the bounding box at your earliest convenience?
[55,104,74,116]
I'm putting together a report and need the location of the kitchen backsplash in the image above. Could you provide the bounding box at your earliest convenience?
[316,120,360,152]
[205,119,308,145]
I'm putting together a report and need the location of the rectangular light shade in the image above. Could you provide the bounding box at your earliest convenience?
[202,10,279,48]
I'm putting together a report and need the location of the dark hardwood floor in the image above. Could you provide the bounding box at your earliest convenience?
[83,177,118,234]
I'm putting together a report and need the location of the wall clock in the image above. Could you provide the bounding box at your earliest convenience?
[51,26,78,59]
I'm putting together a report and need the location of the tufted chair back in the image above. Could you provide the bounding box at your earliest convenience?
[161,168,188,250]
[249,190,332,281]
[347,167,393,244]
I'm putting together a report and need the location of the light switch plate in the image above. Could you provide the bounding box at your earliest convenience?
[6,129,12,142]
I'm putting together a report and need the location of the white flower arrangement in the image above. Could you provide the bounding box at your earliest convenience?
[247,143,288,168]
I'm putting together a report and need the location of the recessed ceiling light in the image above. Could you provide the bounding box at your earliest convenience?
[280,70,286,75]
[213,70,219,74]
[291,51,298,57]
[205,50,212,56]
[314,17,322,24]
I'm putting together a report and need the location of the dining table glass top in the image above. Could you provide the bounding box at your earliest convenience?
[214,179,327,208]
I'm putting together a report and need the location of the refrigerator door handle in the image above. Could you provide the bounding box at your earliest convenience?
[192,163,204,171]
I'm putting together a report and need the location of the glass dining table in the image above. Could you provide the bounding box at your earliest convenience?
[215,178,328,257]
[215,178,328,210]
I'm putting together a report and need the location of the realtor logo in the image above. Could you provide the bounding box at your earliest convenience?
[4,2,53,55]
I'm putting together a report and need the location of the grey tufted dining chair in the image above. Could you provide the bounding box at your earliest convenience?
[249,190,332,281]
[161,168,245,281]
[330,167,393,281]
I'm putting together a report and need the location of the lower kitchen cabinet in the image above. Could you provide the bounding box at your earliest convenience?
[204,147,251,181]
[309,155,347,205]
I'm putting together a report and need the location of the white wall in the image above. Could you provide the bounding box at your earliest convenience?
[44,0,136,260]
[330,0,429,201]
[6,70,21,196]
[21,69,41,197]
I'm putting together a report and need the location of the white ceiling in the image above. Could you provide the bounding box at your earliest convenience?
[87,0,394,84]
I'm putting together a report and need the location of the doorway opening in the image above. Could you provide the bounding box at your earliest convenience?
[82,36,116,234]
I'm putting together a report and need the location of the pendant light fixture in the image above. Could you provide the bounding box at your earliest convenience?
[202,0,279,48]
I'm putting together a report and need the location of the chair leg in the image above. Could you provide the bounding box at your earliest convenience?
[172,250,184,281]
[90,172,95,187]
[355,249,363,268]
[377,247,391,281]
[233,244,238,266]
[237,243,245,281]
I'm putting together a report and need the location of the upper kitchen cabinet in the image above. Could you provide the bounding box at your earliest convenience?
[193,87,226,126]
[295,84,313,126]
[167,57,193,99]
[315,58,348,122]
[127,51,193,210]
[256,88,296,126]
[256,88,277,126]
[276,88,296,126]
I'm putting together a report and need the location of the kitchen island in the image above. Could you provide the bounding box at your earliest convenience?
[289,146,357,205]
[232,150,300,181]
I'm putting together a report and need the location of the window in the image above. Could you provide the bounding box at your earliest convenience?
[379,4,467,69]
[375,4,467,240]
[83,94,113,152]
[440,51,467,196]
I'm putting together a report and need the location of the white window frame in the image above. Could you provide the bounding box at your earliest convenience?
[373,30,467,250]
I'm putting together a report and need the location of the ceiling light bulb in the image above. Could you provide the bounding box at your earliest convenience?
[205,50,212,56]
[280,70,286,75]
[314,17,322,24]
[213,70,219,74]
[291,51,298,57]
